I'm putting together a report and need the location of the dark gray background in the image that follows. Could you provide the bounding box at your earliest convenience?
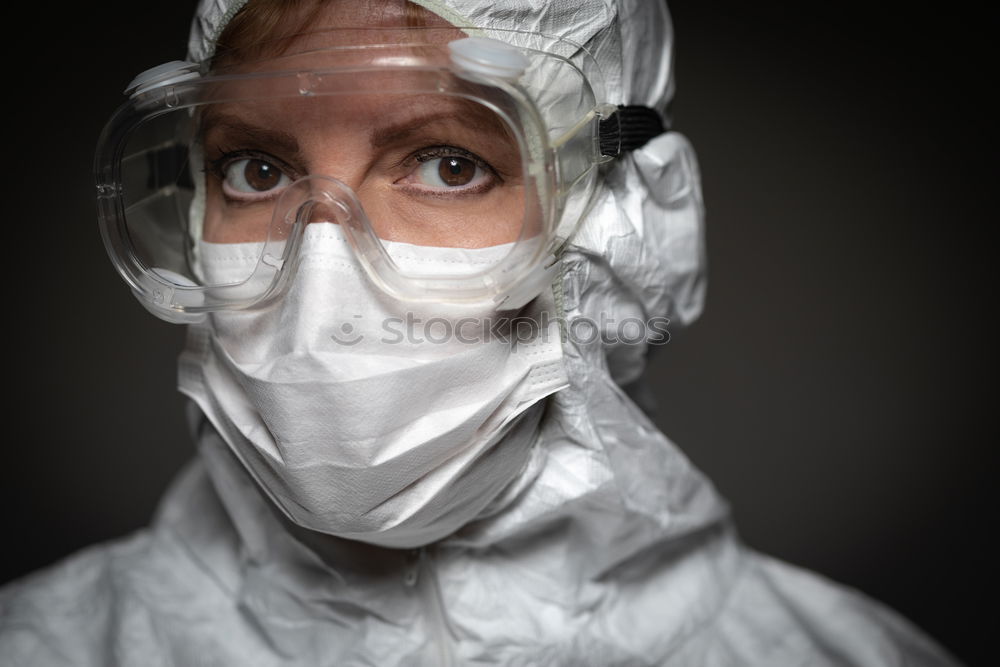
[5,2,991,664]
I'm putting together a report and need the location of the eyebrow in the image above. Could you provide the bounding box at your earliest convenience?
[198,103,515,157]
[199,111,303,159]
[369,103,515,149]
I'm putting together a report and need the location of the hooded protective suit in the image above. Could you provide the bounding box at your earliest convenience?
[0,0,963,665]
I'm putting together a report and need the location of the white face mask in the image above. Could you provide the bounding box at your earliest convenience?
[179,223,568,549]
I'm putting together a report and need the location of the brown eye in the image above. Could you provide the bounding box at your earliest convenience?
[411,153,490,190]
[402,147,496,194]
[244,159,282,191]
[220,157,291,200]
[437,157,477,187]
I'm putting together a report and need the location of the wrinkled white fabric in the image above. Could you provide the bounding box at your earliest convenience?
[180,223,567,548]
[0,0,964,666]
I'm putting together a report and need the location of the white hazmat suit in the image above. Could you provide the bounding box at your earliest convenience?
[0,0,964,665]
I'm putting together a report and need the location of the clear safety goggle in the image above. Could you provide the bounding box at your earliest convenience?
[95,28,660,322]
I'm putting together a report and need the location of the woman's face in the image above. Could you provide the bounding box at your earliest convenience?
[199,0,529,249]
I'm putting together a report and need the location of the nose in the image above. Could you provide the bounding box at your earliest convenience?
[279,175,362,227]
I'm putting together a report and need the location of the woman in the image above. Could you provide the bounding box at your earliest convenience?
[0,0,963,664]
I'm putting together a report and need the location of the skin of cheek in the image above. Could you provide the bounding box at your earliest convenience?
[357,182,527,248]
[202,178,278,243]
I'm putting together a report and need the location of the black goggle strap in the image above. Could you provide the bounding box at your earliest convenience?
[598,105,669,158]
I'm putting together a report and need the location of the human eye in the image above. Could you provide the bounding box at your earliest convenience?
[208,152,293,202]
[399,147,499,194]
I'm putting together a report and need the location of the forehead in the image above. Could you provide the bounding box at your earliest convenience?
[200,92,511,135]
[213,0,463,72]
